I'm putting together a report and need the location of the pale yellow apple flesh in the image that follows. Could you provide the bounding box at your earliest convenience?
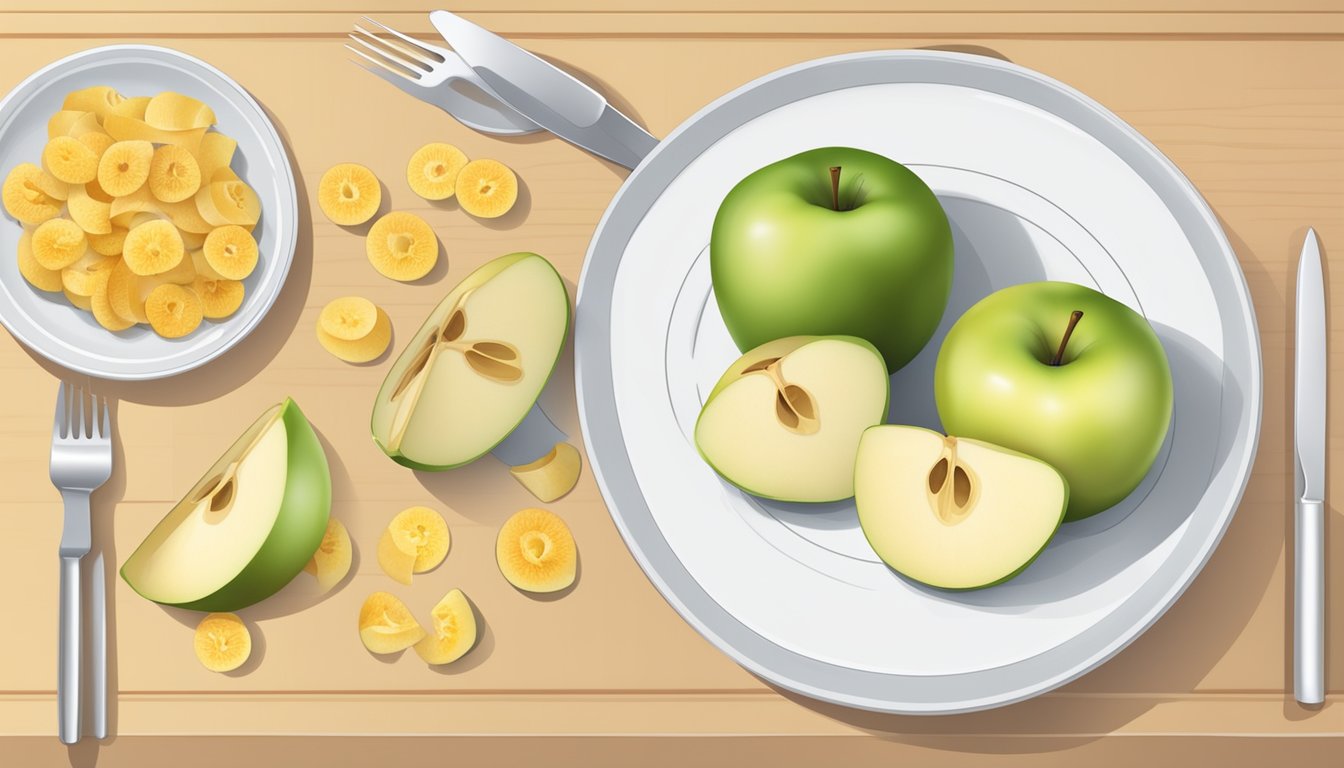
[694,336,888,502]
[122,405,285,604]
[372,253,569,469]
[855,425,1067,590]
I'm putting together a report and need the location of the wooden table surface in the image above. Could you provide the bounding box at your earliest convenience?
[0,2,1341,765]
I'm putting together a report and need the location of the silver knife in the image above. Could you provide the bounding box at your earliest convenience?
[429,10,658,170]
[1294,227,1326,706]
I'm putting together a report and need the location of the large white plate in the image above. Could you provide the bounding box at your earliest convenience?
[0,45,298,381]
[575,51,1262,713]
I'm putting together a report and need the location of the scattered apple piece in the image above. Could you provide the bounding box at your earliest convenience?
[413,588,477,665]
[318,163,381,226]
[358,591,425,654]
[376,528,416,586]
[303,518,352,593]
[496,508,577,593]
[388,506,451,574]
[407,142,468,201]
[366,211,437,281]
[455,158,517,218]
[316,299,392,363]
[193,612,251,673]
[509,442,582,502]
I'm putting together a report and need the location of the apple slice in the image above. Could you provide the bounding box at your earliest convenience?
[694,336,888,502]
[121,398,332,611]
[509,441,582,502]
[855,425,1067,590]
[303,518,352,594]
[358,592,425,654]
[371,252,570,470]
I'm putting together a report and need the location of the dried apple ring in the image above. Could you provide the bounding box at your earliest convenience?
[455,158,518,219]
[31,218,88,270]
[366,211,437,281]
[145,283,203,338]
[42,136,99,185]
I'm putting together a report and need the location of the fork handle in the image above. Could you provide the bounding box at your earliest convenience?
[58,553,83,744]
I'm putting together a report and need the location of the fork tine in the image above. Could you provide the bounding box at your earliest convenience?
[345,42,421,82]
[360,16,445,63]
[100,397,110,441]
[53,382,67,439]
[74,385,85,439]
[351,24,434,71]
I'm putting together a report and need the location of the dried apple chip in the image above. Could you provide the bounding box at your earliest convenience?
[108,96,150,120]
[47,110,87,139]
[366,211,437,281]
[144,283,202,338]
[202,225,258,279]
[42,136,98,184]
[17,230,64,292]
[194,275,244,319]
[97,140,153,197]
[195,176,260,227]
[61,251,118,297]
[3,163,64,226]
[91,270,134,332]
[149,144,201,203]
[31,218,88,270]
[195,132,237,181]
[123,219,184,276]
[62,86,125,120]
[144,91,216,131]
[66,184,113,235]
[103,114,205,152]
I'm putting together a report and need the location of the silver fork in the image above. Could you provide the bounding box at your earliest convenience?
[50,383,112,744]
[347,16,540,136]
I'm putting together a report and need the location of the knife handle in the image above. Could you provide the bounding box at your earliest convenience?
[58,553,83,743]
[1294,498,1325,705]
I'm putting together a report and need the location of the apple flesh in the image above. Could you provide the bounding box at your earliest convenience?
[371,252,570,470]
[711,146,953,373]
[121,398,332,611]
[934,281,1173,521]
[855,425,1067,590]
[694,336,889,502]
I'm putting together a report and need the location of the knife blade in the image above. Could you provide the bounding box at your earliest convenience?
[1293,227,1326,706]
[429,10,658,169]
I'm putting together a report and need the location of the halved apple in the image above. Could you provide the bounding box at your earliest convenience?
[371,252,570,470]
[854,425,1068,590]
[694,336,888,502]
[121,398,332,611]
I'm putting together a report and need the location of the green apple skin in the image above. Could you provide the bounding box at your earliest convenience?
[121,398,332,612]
[933,281,1173,522]
[711,147,953,374]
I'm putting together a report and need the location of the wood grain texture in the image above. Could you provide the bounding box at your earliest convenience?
[0,1,1340,764]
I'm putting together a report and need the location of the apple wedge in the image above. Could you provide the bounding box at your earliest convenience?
[855,425,1067,590]
[694,336,888,502]
[121,398,332,611]
[371,252,570,470]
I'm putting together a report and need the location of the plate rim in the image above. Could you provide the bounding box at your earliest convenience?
[574,49,1263,713]
[0,43,299,382]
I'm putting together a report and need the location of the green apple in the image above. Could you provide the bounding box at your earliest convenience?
[694,335,888,502]
[371,252,570,471]
[855,425,1067,590]
[710,146,953,373]
[934,281,1173,521]
[121,398,331,611]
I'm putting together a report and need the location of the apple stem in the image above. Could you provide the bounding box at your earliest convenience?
[829,166,842,211]
[1050,310,1084,366]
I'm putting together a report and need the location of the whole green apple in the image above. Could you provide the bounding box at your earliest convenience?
[934,281,1173,521]
[711,147,953,373]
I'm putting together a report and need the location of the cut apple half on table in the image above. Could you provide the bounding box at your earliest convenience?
[855,425,1068,590]
[371,252,570,471]
[694,335,889,503]
[121,398,332,612]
